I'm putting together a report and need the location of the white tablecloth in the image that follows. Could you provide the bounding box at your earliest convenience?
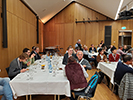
[89,52,98,56]
[97,62,118,84]
[9,57,70,99]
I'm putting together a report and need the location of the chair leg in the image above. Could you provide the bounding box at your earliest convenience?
[112,84,115,92]
[77,96,80,100]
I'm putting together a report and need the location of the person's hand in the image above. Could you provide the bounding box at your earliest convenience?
[91,56,95,58]
[41,56,43,59]
[20,69,27,73]
[100,60,104,62]
[83,65,86,68]
[30,53,35,59]
[27,61,31,66]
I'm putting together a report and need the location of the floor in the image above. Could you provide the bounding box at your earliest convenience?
[0,69,120,100]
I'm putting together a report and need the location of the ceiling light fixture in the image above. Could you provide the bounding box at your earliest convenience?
[115,0,124,20]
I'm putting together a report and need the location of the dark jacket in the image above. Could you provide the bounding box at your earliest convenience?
[65,62,88,90]
[62,53,76,65]
[31,51,41,61]
[77,58,92,70]
[89,47,97,53]
[122,48,128,53]
[114,61,133,85]
[76,43,83,51]
[8,58,23,79]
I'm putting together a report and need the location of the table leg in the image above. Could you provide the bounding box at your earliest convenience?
[30,95,32,100]
[54,95,56,100]
[58,95,60,100]
[26,95,28,100]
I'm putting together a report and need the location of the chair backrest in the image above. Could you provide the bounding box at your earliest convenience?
[118,73,133,100]
[6,67,9,74]
[6,67,13,80]
[83,55,89,61]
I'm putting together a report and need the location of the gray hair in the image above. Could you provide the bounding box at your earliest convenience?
[77,50,83,54]
[77,39,81,42]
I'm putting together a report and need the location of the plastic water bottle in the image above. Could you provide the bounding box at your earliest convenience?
[49,62,52,73]
[46,55,48,61]
[52,55,54,60]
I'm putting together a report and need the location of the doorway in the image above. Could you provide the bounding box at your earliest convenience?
[118,30,132,48]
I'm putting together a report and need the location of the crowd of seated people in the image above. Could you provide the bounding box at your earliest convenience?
[83,45,97,67]
[7,46,42,80]
[1,38,133,100]
[1,46,42,100]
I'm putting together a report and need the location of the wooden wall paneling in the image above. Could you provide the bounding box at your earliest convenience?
[26,23,31,48]
[0,8,8,77]
[54,24,60,46]
[55,9,65,24]
[74,23,86,46]
[86,9,93,20]
[64,3,75,23]
[64,23,74,51]
[59,24,65,53]
[85,23,93,47]
[7,13,18,62]
[30,25,36,48]
[0,0,43,77]
[75,3,83,21]
[0,0,2,8]
[6,0,13,13]
[13,0,18,16]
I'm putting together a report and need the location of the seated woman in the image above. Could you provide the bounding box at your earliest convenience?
[97,49,107,63]
[97,49,110,87]
[65,56,88,100]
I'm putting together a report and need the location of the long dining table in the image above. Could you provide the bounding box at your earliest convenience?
[9,56,71,100]
[97,62,118,84]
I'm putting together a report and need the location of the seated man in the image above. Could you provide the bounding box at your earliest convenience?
[23,48,35,66]
[31,47,41,61]
[117,46,126,58]
[76,51,92,70]
[62,46,76,65]
[114,55,133,85]
[83,45,97,67]
[122,45,128,53]
[65,56,88,100]
[75,39,83,51]
[31,46,36,54]
[8,53,28,79]
[109,47,120,62]
[89,44,97,53]
[0,77,13,100]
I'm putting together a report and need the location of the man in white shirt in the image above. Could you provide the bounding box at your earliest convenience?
[83,46,97,67]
